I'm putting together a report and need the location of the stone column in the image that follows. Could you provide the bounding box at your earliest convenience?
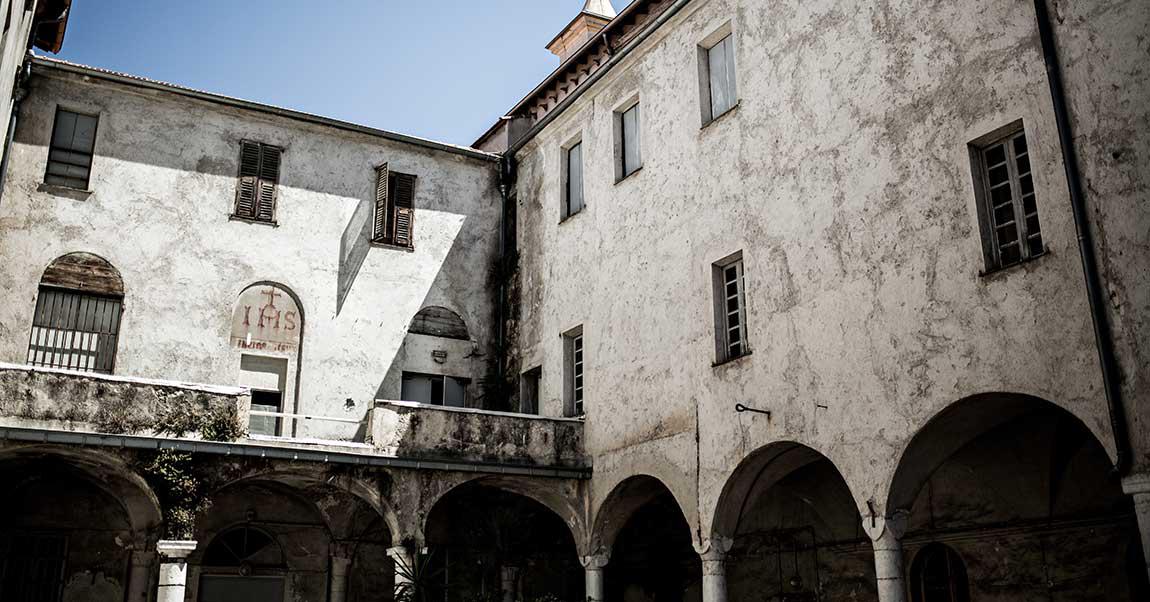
[126,547,156,602]
[329,553,353,602]
[695,538,733,602]
[862,512,908,602]
[1123,473,1150,585]
[388,546,416,589]
[580,554,609,602]
[155,540,197,602]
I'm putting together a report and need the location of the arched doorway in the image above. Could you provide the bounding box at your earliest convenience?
[424,481,583,602]
[594,476,701,602]
[887,393,1143,600]
[711,443,874,600]
[0,450,160,602]
[199,526,286,602]
[909,543,969,602]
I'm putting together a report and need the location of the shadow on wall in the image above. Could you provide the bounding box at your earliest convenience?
[337,196,376,315]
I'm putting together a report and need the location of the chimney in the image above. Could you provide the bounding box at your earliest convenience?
[547,0,617,62]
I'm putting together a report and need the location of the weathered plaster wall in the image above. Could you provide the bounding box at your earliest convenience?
[0,66,502,440]
[512,0,1144,542]
[1050,0,1150,471]
[0,0,38,150]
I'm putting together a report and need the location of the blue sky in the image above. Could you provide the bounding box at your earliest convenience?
[51,1,629,146]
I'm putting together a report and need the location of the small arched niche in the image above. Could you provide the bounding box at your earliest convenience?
[398,306,475,408]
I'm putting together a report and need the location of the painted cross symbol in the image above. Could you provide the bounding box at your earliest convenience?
[260,287,281,309]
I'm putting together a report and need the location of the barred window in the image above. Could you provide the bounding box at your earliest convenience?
[972,126,1044,271]
[564,327,585,417]
[45,108,98,190]
[26,253,124,374]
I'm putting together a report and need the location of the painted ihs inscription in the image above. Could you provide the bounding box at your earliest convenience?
[230,285,301,353]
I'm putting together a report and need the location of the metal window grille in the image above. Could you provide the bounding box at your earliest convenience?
[620,103,641,178]
[564,141,584,218]
[979,130,1043,269]
[721,259,748,360]
[572,334,584,416]
[44,108,98,190]
[26,287,123,374]
[706,34,737,121]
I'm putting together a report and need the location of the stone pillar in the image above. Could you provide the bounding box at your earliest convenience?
[1123,473,1150,585]
[388,546,416,589]
[580,554,609,602]
[500,565,521,602]
[862,512,908,602]
[695,538,733,602]
[126,547,156,602]
[329,553,353,602]
[155,540,197,602]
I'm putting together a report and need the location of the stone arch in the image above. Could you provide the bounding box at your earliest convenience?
[884,392,1112,513]
[590,474,693,557]
[421,474,586,549]
[0,445,161,536]
[409,305,470,340]
[422,475,585,602]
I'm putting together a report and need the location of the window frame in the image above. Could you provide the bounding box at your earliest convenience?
[231,140,283,225]
[371,165,417,249]
[712,252,750,364]
[563,326,585,417]
[969,122,1044,273]
[400,372,469,407]
[615,99,642,182]
[44,106,99,191]
[700,29,738,125]
[561,138,585,220]
[26,285,124,374]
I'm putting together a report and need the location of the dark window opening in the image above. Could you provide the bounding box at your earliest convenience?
[249,389,283,437]
[910,543,970,602]
[402,372,468,407]
[0,534,67,602]
[520,366,541,415]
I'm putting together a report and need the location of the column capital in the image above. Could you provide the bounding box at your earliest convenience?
[693,536,734,561]
[862,510,909,543]
[1123,473,1150,496]
[580,553,610,570]
[156,540,197,560]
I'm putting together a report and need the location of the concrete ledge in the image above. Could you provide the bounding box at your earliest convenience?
[369,400,587,468]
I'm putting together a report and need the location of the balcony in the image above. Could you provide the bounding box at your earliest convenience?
[0,363,589,478]
[367,400,587,470]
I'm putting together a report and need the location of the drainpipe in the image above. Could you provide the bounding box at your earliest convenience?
[495,153,517,408]
[1032,0,1130,475]
[0,57,31,208]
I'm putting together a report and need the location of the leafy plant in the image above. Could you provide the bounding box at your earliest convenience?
[394,549,445,602]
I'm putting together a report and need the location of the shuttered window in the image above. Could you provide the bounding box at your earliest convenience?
[714,253,749,363]
[27,288,123,374]
[974,128,1043,271]
[45,108,98,190]
[619,103,641,179]
[705,34,738,122]
[372,164,417,247]
[563,141,584,219]
[233,141,281,223]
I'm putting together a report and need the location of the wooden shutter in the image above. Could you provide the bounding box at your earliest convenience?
[373,163,389,242]
[392,173,416,247]
[234,141,261,219]
[255,145,280,222]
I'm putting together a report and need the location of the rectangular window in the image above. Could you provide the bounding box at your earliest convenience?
[249,389,283,437]
[972,127,1043,271]
[563,141,584,219]
[618,103,641,180]
[26,287,122,374]
[45,108,98,190]
[563,327,584,417]
[713,253,749,363]
[519,366,541,415]
[704,34,737,123]
[372,163,417,247]
[401,372,468,407]
[233,141,281,223]
[238,354,289,437]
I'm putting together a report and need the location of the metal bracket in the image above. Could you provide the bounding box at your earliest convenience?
[735,403,771,418]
